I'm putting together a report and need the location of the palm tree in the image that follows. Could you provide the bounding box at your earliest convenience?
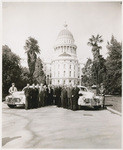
[87,34,103,61]
[87,34,103,94]
[24,37,40,78]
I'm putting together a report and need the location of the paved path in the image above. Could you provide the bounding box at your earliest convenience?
[105,96,121,112]
[2,103,122,148]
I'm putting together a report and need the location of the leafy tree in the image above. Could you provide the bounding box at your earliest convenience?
[19,67,30,89]
[2,45,22,95]
[105,36,122,95]
[33,57,46,84]
[82,58,93,86]
[91,55,106,85]
[24,37,40,78]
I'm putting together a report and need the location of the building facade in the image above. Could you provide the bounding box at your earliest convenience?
[44,24,83,85]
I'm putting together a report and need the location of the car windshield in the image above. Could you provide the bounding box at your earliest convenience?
[80,87,88,92]
[12,91,24,96]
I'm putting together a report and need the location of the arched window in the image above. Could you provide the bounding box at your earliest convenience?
[64,71,66,77]
[70,71,71,77]
[64,80,65,84]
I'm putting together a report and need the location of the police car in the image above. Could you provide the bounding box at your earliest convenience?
[5,91,26,108]
[77,86,103,109]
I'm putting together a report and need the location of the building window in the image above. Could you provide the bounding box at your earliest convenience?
[70,71,71,77]
[74,80,76,84]
[70,65,71,69]
[74,71,75,77]
[64,80,65,84]
[69,80,71,83]
[64,71,65,77]
[58,80,59,84]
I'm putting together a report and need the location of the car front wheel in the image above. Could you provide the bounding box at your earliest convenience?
[7,104,16,108]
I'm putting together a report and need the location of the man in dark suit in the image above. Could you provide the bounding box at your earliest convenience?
[55,85,61,107]
[44,85,48,106]
[52,85,56,105]
[47,85,53,105]
[72,84,80,111]
[61,85,68,108]
[30,84,36,109]
[35,84,40,108]
[23,83,31,110]
[67,84,73,110]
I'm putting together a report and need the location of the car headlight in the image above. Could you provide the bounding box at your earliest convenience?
[94,98,100,103]
[98,99,100,103]
[84,98,91,103]
[82,97,86,100]
[15,98,21,102]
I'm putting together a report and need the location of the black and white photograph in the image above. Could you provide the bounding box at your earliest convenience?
[2,1,122,149]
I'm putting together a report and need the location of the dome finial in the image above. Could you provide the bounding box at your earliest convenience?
[64,21,68,29]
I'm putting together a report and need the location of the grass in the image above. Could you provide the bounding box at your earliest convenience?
[105,96,122,113]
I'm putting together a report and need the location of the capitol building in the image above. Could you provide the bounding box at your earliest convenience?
[44,24,83,86]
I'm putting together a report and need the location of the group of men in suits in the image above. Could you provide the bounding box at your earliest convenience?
[23,83,80,110]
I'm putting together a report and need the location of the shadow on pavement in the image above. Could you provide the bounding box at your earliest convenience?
[78,106,107,111]
[14,106,25,109]
[105,104,113,106]
[2,136,21,146]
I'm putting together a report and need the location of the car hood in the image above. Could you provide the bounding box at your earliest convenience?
[81,91,95,98]
[12,91,24,97]
[6,91,25,98]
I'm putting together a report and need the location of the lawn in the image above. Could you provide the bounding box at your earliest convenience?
[105,96,122,113]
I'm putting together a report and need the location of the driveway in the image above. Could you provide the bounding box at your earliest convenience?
[2,103,122,148]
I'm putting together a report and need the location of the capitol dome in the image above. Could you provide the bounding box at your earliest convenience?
[55,24,75,46]
[57,29,74,40]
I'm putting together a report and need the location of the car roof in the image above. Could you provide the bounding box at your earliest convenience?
[77,85,87,88]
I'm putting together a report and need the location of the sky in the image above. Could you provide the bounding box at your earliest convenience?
[2,2,122,67]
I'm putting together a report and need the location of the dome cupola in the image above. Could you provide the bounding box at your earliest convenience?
[55,23,75,46]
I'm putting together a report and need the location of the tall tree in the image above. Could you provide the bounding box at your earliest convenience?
[82,58,93,86]
[2,45,22,95]
[91,55,106,86]
[87,35,104,94]
[19,67,30,88]
[33,57,46,84]
[87,34,103,60]
[24,37,40,78]
[105,36,122,95]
